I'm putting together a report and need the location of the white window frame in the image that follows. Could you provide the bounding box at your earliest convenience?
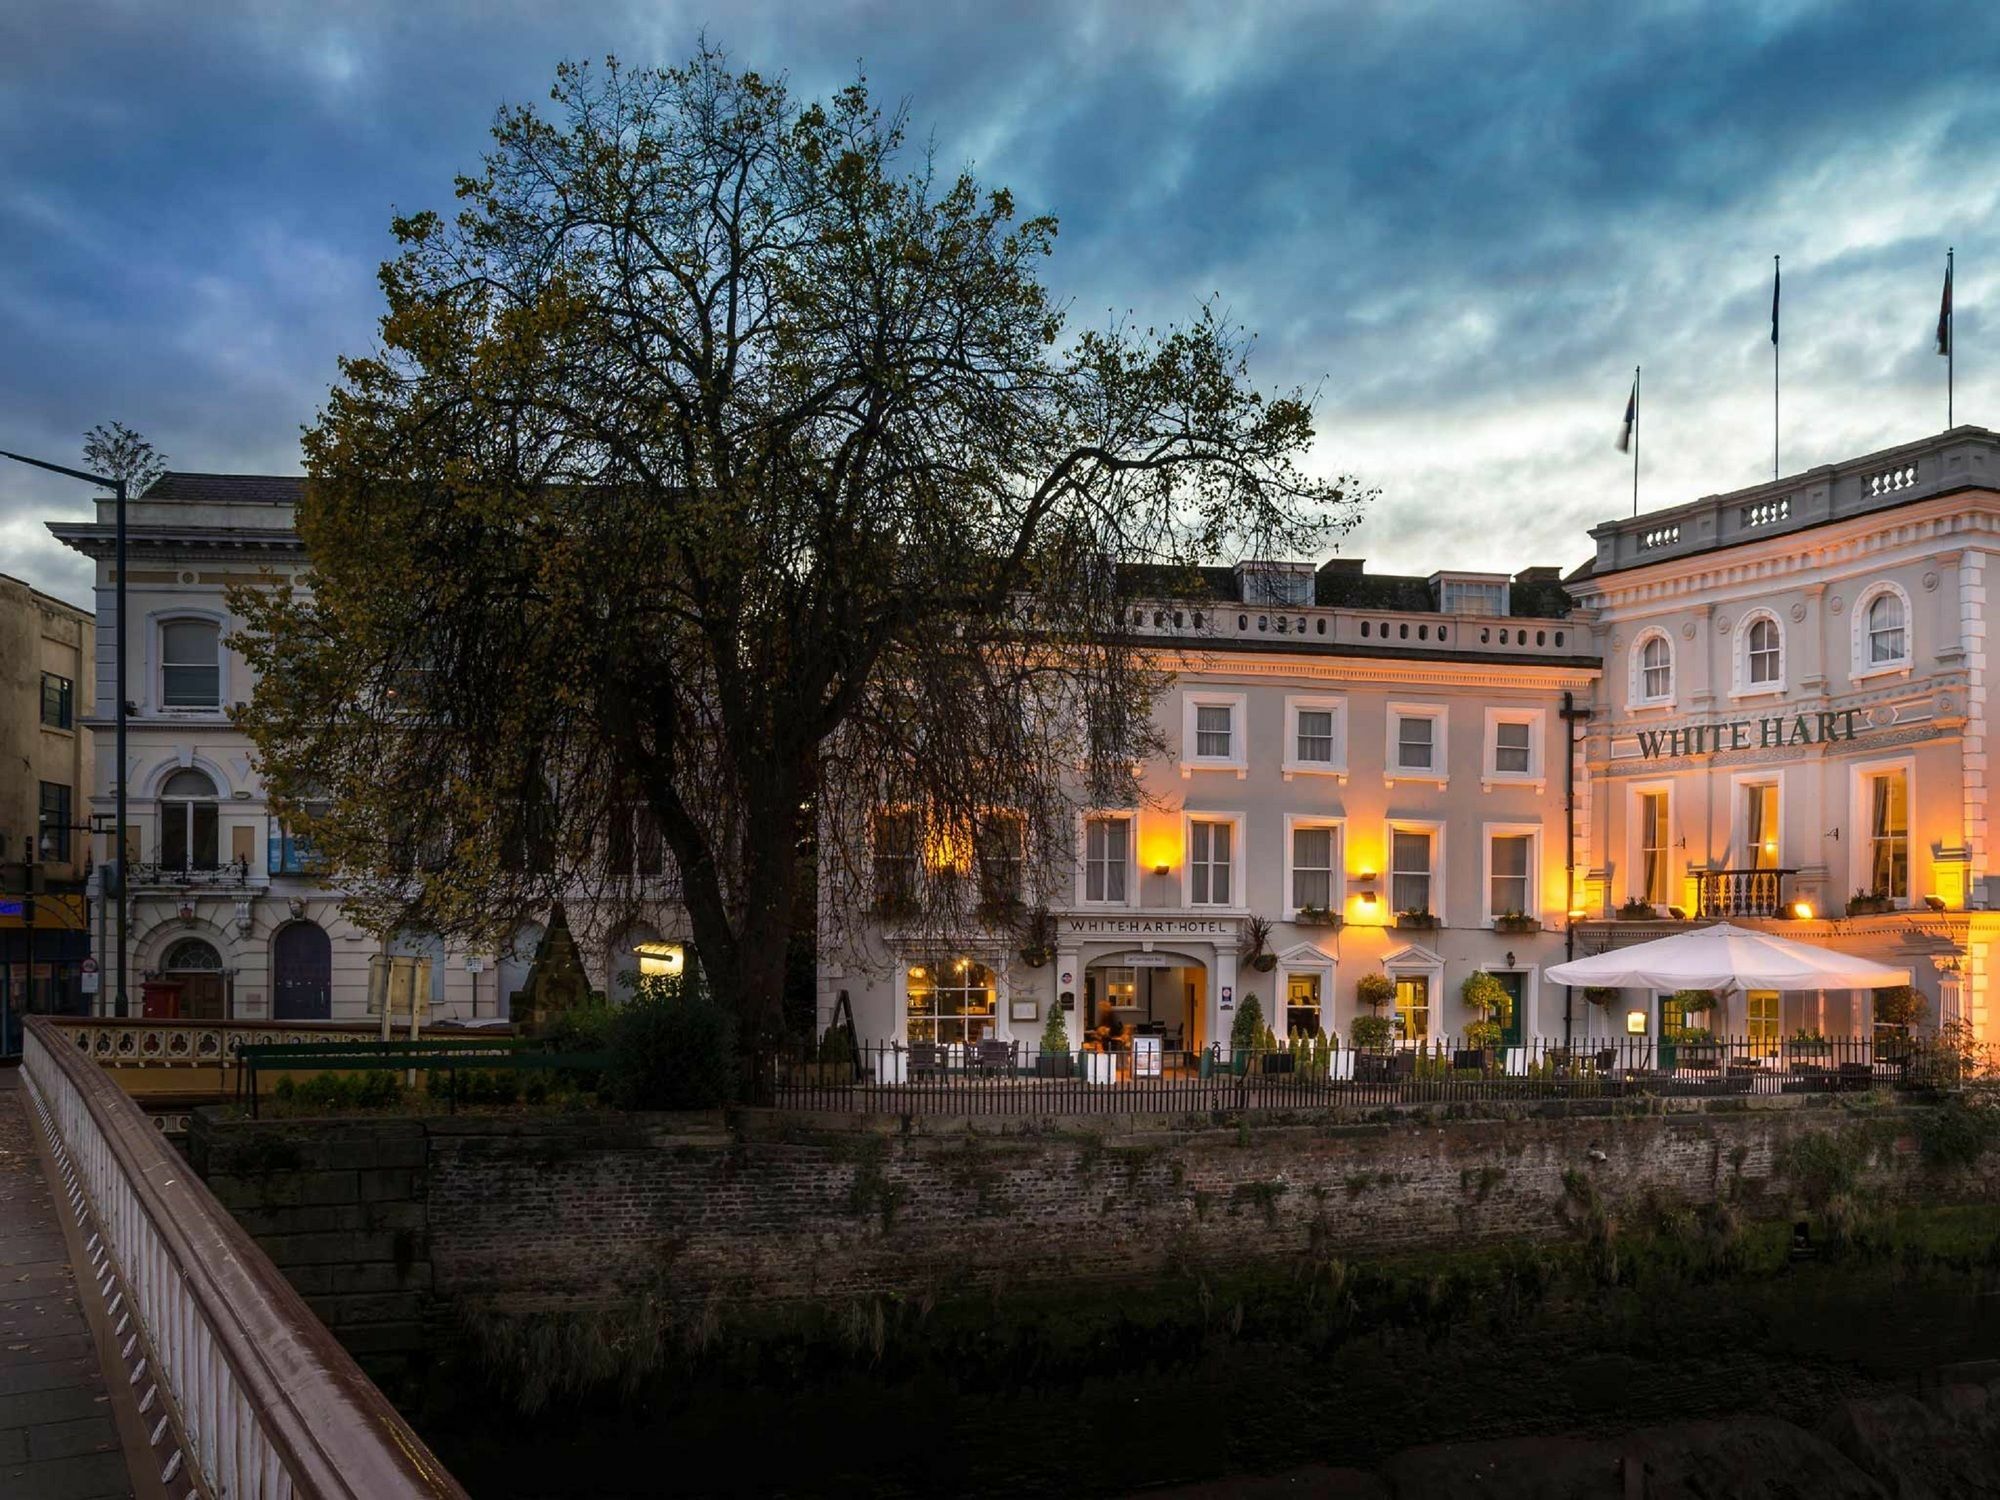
[1732,609,1786,698]
[1851,580,1914,681]
[1180,690,1248,778]
[1282,695,1348,782]
[1076,810,1139,908]
[1384,817,1446,923]
[1274,943,1336,1041]
[1728,768,1785,870]
[1382,942,1445,1045]
[1481,707,1546,791]
[1848,756,1916,908]
[1481,821,1541,926]
[1627,781,1675,910]
[1629,627,1675,711]
[1282,814,1344,919]
[1384,702,1449,787]
[154,611,229,714]
[1182,810,1246,910]
[896,953,1014,1047]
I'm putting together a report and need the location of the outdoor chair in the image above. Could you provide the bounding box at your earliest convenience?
[970,1038,1017,1076]
[908,1042,947,1079]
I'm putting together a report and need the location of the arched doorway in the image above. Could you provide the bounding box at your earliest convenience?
[1084,951,1206,1054]
[272,922,332,1020]
[162,937,225,1020]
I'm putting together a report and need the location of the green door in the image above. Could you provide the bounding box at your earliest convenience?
[1494,972,1526,1049]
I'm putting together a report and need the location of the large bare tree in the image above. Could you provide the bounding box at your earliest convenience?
[233,50,1366,1072]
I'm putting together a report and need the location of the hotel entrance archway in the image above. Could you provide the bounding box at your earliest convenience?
[1082,952,1206,1058]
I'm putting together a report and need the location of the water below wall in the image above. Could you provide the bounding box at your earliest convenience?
[412,1206,2000,1499]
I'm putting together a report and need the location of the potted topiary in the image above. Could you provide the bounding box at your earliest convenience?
[1230,992,1266,1074]
[1260,1021,1294,1074]
[1035,999,1075,1078]
[1350,1013,1393,1051]
[1459,970,1511,1068]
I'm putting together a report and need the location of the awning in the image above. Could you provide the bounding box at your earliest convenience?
[1544,922,1910,992]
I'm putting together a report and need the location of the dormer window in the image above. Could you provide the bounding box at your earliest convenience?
[1433,572,1510,616]
[1235,560,1313,606]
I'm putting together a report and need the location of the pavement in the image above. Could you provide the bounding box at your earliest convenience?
[0,1066,134,1500]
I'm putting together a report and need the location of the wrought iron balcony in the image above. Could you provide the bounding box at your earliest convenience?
[1696,868,1797,919]
[130,857,258,890]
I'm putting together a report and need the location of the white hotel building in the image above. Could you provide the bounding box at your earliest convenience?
[41,426,2000,1052]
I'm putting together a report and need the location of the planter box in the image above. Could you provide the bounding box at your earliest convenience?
[1033,1051,1076,1079]
[1293,910,1343,929]
[1083,1051,1118,1086]
[1394,914,1441,930]
[1493,917,1542,934]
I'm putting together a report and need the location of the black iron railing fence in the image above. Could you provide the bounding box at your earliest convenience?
[774,1035,1986,1115]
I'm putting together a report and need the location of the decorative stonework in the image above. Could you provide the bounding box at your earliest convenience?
[1716,617,1731,634]
[1924,571,1941,592]
[1829,596,1844,615]
[1790,602,1807,622]
[1681,622,1696,640]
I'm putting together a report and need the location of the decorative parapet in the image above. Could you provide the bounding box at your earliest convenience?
[21,1015,468,1500]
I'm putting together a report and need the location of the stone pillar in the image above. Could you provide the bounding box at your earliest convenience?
[1212,948,1239,1057]
[1797,583,1827,695]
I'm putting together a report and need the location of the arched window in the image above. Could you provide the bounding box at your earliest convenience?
[159,768,219,870]
[1638,634,1672,702]
[160,619,222,707]
[1746,616,1782,687]
[1866,591,1907,664]
[162,937,221,972]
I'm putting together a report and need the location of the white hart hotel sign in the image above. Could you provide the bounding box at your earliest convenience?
[1636,708,1865,760]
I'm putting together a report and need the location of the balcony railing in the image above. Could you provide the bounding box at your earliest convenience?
[131,856,257,889]
[1697,868,1797,919]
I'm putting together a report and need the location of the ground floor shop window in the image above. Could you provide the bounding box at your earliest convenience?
[1285,973,1322,1037]
[1394,976,1429,1042]
[907,959,996,1044]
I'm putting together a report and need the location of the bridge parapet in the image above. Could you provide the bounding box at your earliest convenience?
[22,1015,467,1500]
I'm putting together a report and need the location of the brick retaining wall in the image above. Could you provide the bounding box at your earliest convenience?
[187,1099,1999,1360]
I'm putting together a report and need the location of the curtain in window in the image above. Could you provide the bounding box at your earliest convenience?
[1391,830,1431,913]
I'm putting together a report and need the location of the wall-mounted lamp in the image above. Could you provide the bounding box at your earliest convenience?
[1358,890,1379,907]
[1567,907,1588,920]
[1923,894,1948,913]
[1153,864,1170,877]
[1503,950,1516,969]
[1625,1009,1648,1035]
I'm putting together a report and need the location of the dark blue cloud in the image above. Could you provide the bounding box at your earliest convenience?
[5,0,1999,605]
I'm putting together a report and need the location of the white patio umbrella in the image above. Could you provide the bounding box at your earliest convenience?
[1545,922,1910,992]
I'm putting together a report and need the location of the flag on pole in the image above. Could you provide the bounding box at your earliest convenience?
[1617,377,1636,452]
[1937,257,1953,356]
[1771,261,1781,346]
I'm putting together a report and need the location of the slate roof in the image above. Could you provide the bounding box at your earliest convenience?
[140,472,306,505]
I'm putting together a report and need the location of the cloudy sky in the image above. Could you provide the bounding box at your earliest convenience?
[4,0,1996,608]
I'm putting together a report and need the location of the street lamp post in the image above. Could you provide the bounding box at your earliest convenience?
[2,450,129,1017]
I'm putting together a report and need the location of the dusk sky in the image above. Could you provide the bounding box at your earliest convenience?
[5,0,1998,609]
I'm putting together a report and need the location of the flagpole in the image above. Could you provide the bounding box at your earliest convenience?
[1948,246,1955,429]
[1772,254,1780,481]
[1632,364,1640,517]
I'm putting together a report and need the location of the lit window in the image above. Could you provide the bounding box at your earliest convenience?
[1285,973,1323,1038]
[1867,593,1906,664]
[1637,791,1669,906]
[907,960,996,1045]
[161,620,222,707]
[1742,783,1778,869]
[1864,769,1909,901]
[634,942,685,978]
[1190,819,1233,905]
[1394,976,1431,1041]
[1639,635,1672,700]
[1391,829,1433,915]
[1747,616,1782,686]
[1084,815,1130,903]
[1489,834,1530,918]
[1747,990,1780,1053]
[1493,720,1532,775]
[1291,825,1335,910]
